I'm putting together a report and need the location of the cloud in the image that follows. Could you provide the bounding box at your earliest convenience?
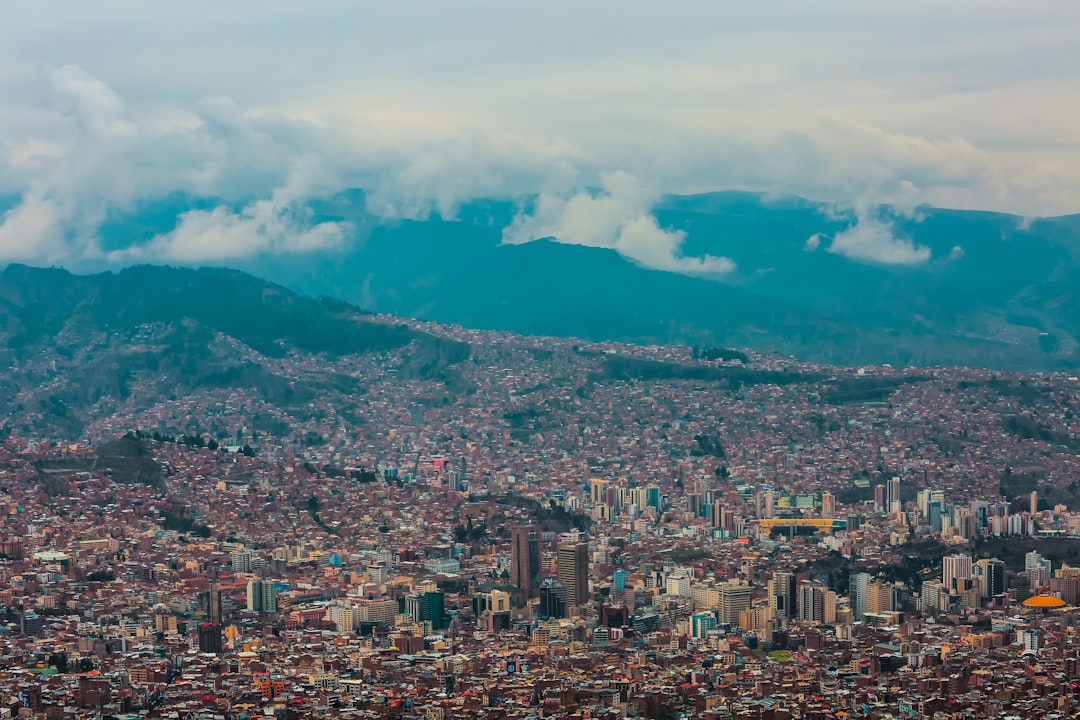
[51,65,138,138]
[1,4,1080,267]
[118,158,350,262]
[123,195,347,263]
[826,206,931,265]
[0,191,66,262]
[0,66,349,265]
[502,171,734,275]
[804,233,821,251]
[949,245,965,260]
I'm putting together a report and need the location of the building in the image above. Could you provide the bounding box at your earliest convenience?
[231,549,255,574]
[421,590,446,630]
[539,580,568,619]
[849,572,871,620]
[510,526,540,600]
[247,578,278,613]
[691,612,717,639]
[864,580,894,615]
[798,582,827,624]
[717,582,751,626]
[557,541,589,608]
[769,572,797,622]
[203,579,222,625]
[821,492,836,520]
[198,622,223,654]
[943,554,973,592]
[975,558,1007,598]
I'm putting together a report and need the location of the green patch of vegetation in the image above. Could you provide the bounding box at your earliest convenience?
[974,536,1080,571]
[596,355,826,389]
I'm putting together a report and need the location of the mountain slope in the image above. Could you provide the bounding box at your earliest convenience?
[0,264,469,437]
[16,189,1080,371]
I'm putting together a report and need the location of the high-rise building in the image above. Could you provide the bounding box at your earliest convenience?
[613,569,629,594]
[717,582,752,626]
[943,554,973,592]
[510,526,540,600]
[1031,490,1039,515]
[873,485,886,513]
[953,507,976,540]
[206,580,221,624]
[198,622,223,654]
[929,502,943,533]
[849,572,871,620]
[769,572,797,622]
[645,486,662,512]
[975,558,1007,598]
[231,549,255,574]
[247,579,277,613]
[821,492,836,520]
[798,581,826,623]
[888,476,902,515]
[691,612,718,639]
[864,580,894,615]
[590,478,610,505]
[665,573,691,597]
[557,541,589,608]
[539,580,568,619]
[421,590,446,630]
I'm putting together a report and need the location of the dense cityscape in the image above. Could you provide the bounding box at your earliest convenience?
[3,313,1080,720]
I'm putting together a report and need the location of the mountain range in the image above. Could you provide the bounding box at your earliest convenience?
[12,189,1080,371]
[0,263,469,437]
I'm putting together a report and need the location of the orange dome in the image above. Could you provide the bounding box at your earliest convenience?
[1023,594,1066,608]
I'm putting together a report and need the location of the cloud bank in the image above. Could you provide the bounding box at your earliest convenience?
[503,172,735,275]
[0,2,1077,270]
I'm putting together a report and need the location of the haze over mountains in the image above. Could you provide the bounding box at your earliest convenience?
[65,189,1080,372]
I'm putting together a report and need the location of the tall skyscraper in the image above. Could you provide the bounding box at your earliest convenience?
[849,572,871,620]
[798,581,826,623]
[206,579,221,624]
[246,579,277,613]
[717,582,751,626]
[864,580,895,615]
[873,485,886,513]
[510,526,540,600]
[198,622,223,654]
[421,590,446,630]
[557,541,589,608]
[769,572,797,622]
[888,476,901,514]
[821,492,836,520]
[975,558,1006,598]
[943,553,973,592]
[590,478,609,505]
[539,580,568,619]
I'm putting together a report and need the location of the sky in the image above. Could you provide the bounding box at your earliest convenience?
[1,1,1078,271]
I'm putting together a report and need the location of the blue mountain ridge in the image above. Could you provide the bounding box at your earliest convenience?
[42,189,1080,370]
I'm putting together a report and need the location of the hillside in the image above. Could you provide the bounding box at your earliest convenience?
[74,189,1080,371]
[268,190,1080,371]
[0,265,469,437]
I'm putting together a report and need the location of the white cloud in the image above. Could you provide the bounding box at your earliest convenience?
[51,64,138,138]
[949,245,965,260]
[0,3,1079,266]
[804,233,821,251]
[126,199,346,263]
[827,208,931,265]
[503,171,735,275]
[119,158,350,262]
[0,191,66,262]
